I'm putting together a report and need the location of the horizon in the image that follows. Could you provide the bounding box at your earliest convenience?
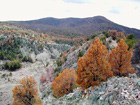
[0,0,140,29]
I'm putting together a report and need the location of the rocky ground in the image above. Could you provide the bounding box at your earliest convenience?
[43,74,140,105]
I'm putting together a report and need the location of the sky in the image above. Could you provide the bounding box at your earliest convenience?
[0,0,140,29]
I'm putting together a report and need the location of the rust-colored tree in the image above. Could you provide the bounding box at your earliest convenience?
[12,76,42,105]
[109,39,135,76]
[52,69,76,97]
[76,38,113,89]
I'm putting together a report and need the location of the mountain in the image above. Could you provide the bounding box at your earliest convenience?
[11,16,140,37]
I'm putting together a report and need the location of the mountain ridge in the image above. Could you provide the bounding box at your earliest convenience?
[9,16,140,37]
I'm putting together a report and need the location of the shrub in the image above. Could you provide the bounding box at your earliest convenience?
[125,34,137,49]
[125,39,137,49]
[78,50,84,58]
[22,56,33,63]
[76,38,113,89]
[132,41,140,64]
[127,34,135,39]
[109,39,135,76]
[56,59,63,66]
[54,67,61,77]
[103,31,110,38]
[86,38,90,41]
[52,69,76,97]
[0,51,5,60]
[5,54,15,60]
[91,34,97,39]
[0,38,22,60]
[4,59,21,71]
[12,76,42,105]
[100,36,106,44]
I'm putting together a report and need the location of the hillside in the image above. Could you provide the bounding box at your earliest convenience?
[0,23,72,104]
[11,16,140,37]
[0,18,140,105]
[0,25,140,104]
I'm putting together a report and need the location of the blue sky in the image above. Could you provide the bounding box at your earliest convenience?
[0,0,140,29]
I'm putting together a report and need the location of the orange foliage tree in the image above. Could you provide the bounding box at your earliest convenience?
[109,39,135,76]
[12,76,42,105]
[76,38,113,89]
[52,69,76,97]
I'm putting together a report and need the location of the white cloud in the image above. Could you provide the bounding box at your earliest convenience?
[0,0,139,29]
